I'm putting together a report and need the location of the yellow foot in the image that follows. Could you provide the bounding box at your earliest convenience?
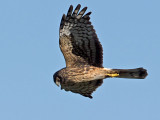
[106,73,119,77]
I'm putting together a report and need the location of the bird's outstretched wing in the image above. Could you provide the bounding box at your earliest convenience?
[59,4,103,67]
[61,79,103,98]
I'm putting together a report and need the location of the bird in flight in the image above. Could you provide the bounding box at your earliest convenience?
[53,4,148,98]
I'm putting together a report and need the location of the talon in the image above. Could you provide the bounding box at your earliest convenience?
[106,73,119,77]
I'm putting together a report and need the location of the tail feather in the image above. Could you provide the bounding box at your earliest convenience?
[111,67,148,79]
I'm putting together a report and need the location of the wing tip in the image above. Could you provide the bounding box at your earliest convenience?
[83,94,93,99]
[77,4,81,8]
[59,14,66,30]
[67,5,73,16]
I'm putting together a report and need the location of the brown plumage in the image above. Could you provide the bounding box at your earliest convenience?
[53,4,148,98]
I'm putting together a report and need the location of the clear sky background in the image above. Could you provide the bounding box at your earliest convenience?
[0,0,160,120]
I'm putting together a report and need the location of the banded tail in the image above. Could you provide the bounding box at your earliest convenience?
[106,67,148,79]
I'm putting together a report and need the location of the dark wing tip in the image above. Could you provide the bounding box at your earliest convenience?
[60,14,66,30]
[77,4,81,8]
[76,7,88,19]
[70,4,73,8]
[81,7,88,12]
[85,11,92,15]
[83,12,92,20]
[75,4,81,11]
[67,5,73,17]
[83,94,93,99]
[89,95,93,99]
[72,4,81,17]
[62,14,66,20]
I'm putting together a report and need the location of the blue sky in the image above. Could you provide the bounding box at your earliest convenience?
[0,0,160,120]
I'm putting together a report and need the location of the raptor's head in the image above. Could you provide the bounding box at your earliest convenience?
[53,71,61,87]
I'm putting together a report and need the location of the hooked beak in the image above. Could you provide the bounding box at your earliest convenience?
[55,81,60,87]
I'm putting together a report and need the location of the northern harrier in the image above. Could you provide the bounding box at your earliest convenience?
[53,4,148,98]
